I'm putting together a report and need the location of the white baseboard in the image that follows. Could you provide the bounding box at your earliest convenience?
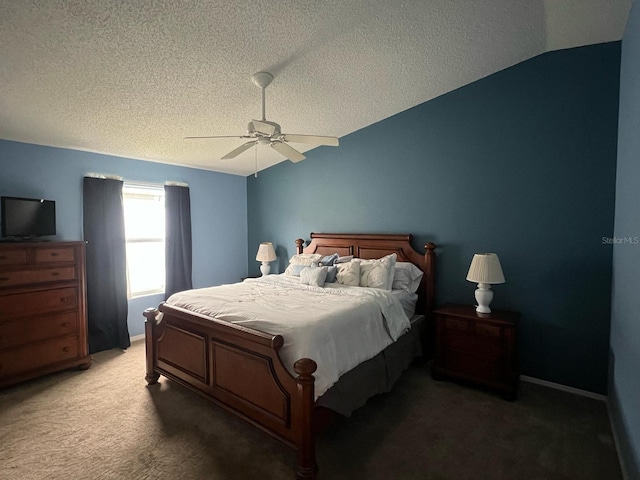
[520,375,607,402]
[130,333,145,343]
[607,401,630,480]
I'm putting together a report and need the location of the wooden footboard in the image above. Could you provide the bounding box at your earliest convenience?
[144,304,318,479]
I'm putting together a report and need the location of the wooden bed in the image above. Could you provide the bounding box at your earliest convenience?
[144,233,436,479]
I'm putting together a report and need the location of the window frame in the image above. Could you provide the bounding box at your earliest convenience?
[122,183,165,298]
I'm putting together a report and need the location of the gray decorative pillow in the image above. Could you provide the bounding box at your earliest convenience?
[300,266,328,287]
[325,265,338,283]
[319,253,339,266]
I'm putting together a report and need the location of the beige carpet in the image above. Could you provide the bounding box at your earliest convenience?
[0,339,622,480]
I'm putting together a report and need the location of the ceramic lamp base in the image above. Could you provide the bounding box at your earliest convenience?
[260,262,271,276]
[474,283,494,313]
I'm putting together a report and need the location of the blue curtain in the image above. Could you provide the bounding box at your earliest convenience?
[165,185,193,299]
[83,177,130,353]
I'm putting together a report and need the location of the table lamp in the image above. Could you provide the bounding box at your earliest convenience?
[256,242,277,276]
[466,253,505,313]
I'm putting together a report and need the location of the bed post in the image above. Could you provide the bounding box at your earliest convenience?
[424,243,437,313]
[295,238,304,255]
[144,307,160,385]
[293,358,318,480]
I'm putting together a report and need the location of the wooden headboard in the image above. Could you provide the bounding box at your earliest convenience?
[296,233,436,316]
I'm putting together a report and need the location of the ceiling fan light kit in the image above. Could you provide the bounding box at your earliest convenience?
[186,72,339,165]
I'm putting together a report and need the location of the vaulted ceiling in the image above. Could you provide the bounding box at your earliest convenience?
[0,0,631,176]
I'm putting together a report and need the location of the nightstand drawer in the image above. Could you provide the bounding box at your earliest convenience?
[444,330,502,356]
[445,318,470,332]
[443,349,501,382]
[475,323,501,337]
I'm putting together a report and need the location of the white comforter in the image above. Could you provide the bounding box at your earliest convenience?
[166,274,411,398]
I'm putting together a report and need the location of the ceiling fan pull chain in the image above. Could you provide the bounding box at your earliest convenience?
[254,143,258,178]
[261,86,266,121]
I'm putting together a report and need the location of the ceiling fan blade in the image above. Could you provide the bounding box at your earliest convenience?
[251,120,276,135]
[221,141,257,159]
[271,141,306,163]
[185,135,251,139]
[281,134,339,147]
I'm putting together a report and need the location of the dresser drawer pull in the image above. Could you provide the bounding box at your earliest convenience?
[62,346,71,352]
[60,297,70,303]
[50,252,59,257]
[51,272,60,276]
[61,322,70,328]
[0,277,8,282]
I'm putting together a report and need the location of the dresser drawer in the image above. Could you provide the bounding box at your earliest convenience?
[0,266,76,288]
[0,287,77,319]
[0,248,28,266]
[34,247,75,264]
[0,312,77,349]
[0,336,79,378]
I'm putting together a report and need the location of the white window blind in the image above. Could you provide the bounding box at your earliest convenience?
[122,183,165,297]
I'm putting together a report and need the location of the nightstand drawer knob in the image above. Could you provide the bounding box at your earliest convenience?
[62,346,70,352]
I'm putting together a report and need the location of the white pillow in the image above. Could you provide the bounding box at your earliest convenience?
[300,266,328,287]
[336,260,361,286]
[392,262,424,292]
[359,253,397,290]
[285,253,323,275]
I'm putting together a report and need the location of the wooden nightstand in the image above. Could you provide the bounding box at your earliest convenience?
[432,304,520,400]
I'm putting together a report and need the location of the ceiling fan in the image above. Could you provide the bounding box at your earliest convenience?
[185,72,339,163]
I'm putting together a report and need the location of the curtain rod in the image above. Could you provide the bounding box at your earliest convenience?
[84,174,188,187]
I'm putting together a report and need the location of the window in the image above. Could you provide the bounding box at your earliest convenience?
[122,184,165,297]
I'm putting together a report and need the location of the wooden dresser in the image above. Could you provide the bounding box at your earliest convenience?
[0,241,91,388]
[432,304,520,400]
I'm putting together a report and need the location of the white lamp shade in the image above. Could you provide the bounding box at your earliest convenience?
[466,253,505,284]
[256,242,277,262]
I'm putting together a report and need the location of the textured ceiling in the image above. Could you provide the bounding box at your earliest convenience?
[0,0,631,176]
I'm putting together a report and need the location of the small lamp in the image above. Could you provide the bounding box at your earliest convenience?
[466,253,505,314]
[256,242,277,276]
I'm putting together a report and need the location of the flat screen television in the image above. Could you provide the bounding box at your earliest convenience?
[1,196,56,239]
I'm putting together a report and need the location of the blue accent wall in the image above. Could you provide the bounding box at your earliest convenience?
[0,140,248,336]
[247,43,621,395]
[610,0,640,477]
